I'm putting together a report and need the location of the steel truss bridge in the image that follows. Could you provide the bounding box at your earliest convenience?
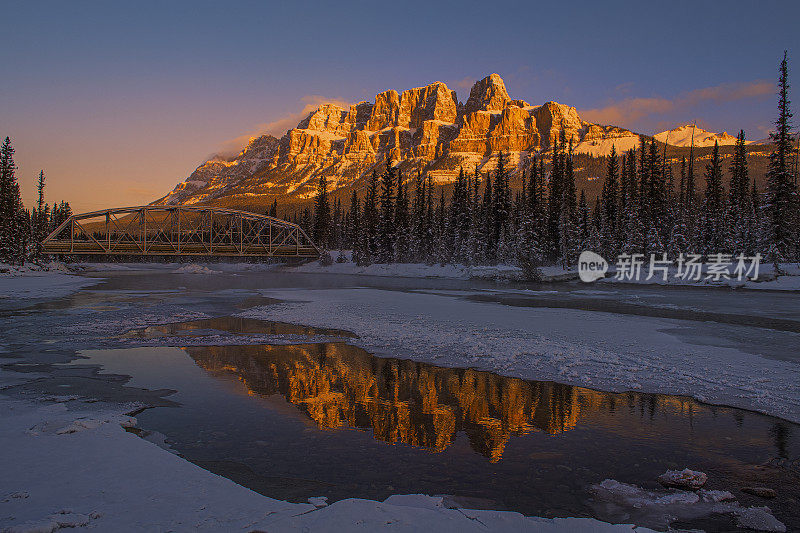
[42,206,320,258]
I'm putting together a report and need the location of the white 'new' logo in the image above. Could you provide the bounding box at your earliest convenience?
[578,251,608,282]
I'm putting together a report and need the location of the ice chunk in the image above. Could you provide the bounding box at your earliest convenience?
[735,506,786,532]
[307,496,328,508]
[657,468,707,489]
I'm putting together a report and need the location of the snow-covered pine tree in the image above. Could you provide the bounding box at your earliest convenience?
[312,175,330,249]
[348,190,360,251]
[558,143,579,266]
[700,141,726,254]
[491,152,511,264]
[394,176,410,262]
[577,189,589,245]
[377,160,396,263]
[602,145,619,232]
[765,51,799,263]
[468,169,486,264]
[481,170,495,263]
[0,137,26,263]
[359,171,379,265]
[727,130,750,253]
[31,170,49,260]
[409,171,425,262]
[423,174,435,263]
[547,136,564,261]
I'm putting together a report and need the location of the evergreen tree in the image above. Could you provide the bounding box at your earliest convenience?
[31,170,49,260]
[700,141,726,253]
[727,130,750,252]
[491,152,511,263]
[410,171,426,262]
[348,190,361,258]
[359,171,380,264]
[331,198,342,249]
[602,145,619,231]
[547,137,564,260]
[765,51,799,262]
[377,160,396,262]
[312,175,330,248]
[394,175,410,262]
[468,169,486,264]
[729,130,750,211]
[0,137,25,262]
[577,189,589,245]
[558,141,579,266]
[482,170,495,261]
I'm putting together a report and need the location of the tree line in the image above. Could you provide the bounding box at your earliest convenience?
[0,136,72,264]
[304,52,799,269]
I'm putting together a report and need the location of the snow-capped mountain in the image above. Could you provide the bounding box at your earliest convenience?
[652,124,746,148]
[156,74,644,207]
[155,75,764,209]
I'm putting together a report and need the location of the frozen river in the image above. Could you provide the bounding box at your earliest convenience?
[1,265,798,531]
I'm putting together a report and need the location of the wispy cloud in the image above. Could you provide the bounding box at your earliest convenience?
[581,80,773,128]
[212,95,351,158]
[451,76,475,90]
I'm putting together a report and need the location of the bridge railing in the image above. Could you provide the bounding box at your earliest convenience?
[42,206,320,258]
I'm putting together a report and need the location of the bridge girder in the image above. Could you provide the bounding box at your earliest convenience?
[42,205,320,258]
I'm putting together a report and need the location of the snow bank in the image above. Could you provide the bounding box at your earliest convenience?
[0,262,100,300]
[598,262,800,291]
[591,478,785,532]
[240,287,800,422]
[282,256,800,291]
[174,264,222,275]
[0,395,659,532]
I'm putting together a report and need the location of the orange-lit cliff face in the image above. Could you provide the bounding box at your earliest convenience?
[155,74,642,209]
[185,343,704,463]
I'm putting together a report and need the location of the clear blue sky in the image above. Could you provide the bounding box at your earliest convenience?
[1,0,798,211]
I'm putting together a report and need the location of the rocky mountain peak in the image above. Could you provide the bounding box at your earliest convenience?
[156,73,644,207]
[463,73,511,115]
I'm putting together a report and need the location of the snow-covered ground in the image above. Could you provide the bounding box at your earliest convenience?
[276,254,800,291]
[0,263,101,301]
[0,397,657,532]
[1,266,797,532]
[0,272,665,532]
[238,287,800,423]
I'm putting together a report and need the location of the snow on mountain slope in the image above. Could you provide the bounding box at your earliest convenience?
[653,124,747,148]
[156,74,644,207]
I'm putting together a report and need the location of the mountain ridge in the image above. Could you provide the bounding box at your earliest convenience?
[155,74,766,209]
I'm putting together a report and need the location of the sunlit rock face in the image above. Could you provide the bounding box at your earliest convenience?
[186,343,702,463]
[156,74,640,208]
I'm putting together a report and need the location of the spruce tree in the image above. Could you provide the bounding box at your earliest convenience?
[359,171,379,264]
[727,130,750,252]
[349,190,360,248]
[701,141,725,253]
[547,137,564,260]
[0,137,25,263]
[312,175,330,248]
[377,160,396,262]
[602,145,619,232]
[394,176,410,262]
[765,51,798,262]
[491,152,511,263]
[32,170,48,260]
[410,171,426,262]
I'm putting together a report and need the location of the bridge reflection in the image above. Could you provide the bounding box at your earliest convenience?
[185,343,704,462]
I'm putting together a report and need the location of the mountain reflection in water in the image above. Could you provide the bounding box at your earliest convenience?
[186,342,715,463]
